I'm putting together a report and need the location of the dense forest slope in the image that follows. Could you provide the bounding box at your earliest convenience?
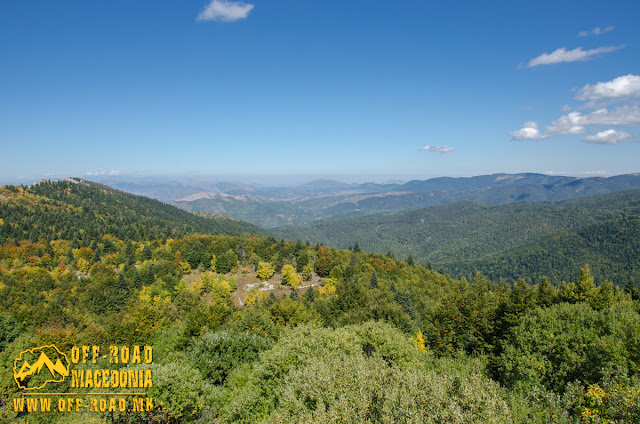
[274,189,640,285]
[0,178,266,244]
[447,214,640,285]
[1,178,639,423]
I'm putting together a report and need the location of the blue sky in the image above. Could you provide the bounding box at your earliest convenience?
[1,0,639,185]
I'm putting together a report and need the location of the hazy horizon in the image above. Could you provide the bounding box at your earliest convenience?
[3,169,638,189]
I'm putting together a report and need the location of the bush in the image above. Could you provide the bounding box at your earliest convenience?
[498,302,640,393]
[190,330,272,385]
[219,321,514,423]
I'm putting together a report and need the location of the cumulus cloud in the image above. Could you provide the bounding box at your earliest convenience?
[510,105,640,139]
[578,26,614,37]
[584,129,632,144]
[197,0,254,22]
[420,145,454,154]
[511,72,640,143]
[546,112,587,135]
[576,74,640,103]
[510,121,549,141]
[546,106,640,135]
[527,45,623,67]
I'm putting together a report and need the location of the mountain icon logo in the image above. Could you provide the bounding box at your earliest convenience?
[13,345,70,390]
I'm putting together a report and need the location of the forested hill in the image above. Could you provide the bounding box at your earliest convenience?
[446,214,640,285]
[0,178,266,244]
[1,180,640,422]
[274,189,640,285]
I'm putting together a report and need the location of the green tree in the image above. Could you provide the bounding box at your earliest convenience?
[499,302,640,392]
[141,244,152,261]
[304,286,316,303]
[281,264,302,289]
[370,271,378,289]
[302,262,314,281]
[535,276,556,307]
[256,261,276,280]
[191,330,272,385]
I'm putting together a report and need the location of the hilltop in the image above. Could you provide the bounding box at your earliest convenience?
[0,178,266,245]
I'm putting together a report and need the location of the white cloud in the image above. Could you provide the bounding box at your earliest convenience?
[584,129,632,144]
[511,106,640,140]
[87,170,121,176]
[585,105,640,126]
[420,145,454,153]
[527,45,623,67]
[197,0,254,22]
[546,111,587,135]
[511,73,640,143]
[509,121,549,140]
[576,74,640,103]
[546,106,640,135]
[578,26,614,37]
[560,104,573,112]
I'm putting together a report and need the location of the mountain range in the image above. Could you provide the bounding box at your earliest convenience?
[93,173,640,228]
[274,188,640,285]
[16,173,640,285]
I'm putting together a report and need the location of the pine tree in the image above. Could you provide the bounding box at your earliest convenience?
[142,245,152,261]
[370,271,378,289]
[133,270,142,288]
[144,266,154,286]
[111,273,129,310]
[536,276,556,307]
[91,248,100,264]
[304,287,316,303]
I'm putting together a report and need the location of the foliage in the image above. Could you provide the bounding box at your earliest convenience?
[1,180,640,423]
[136,359,221,423]
[275,189,640,286]
[256,261,275,280]
[0,179,265,247]
[498,302,640,393]
[190,330,272,385]
[280,264,302,289]
[219,322,515,423]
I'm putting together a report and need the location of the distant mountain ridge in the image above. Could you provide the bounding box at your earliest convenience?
[164,173,640,228]
[87,173,640,228]
[397,173,640,195]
